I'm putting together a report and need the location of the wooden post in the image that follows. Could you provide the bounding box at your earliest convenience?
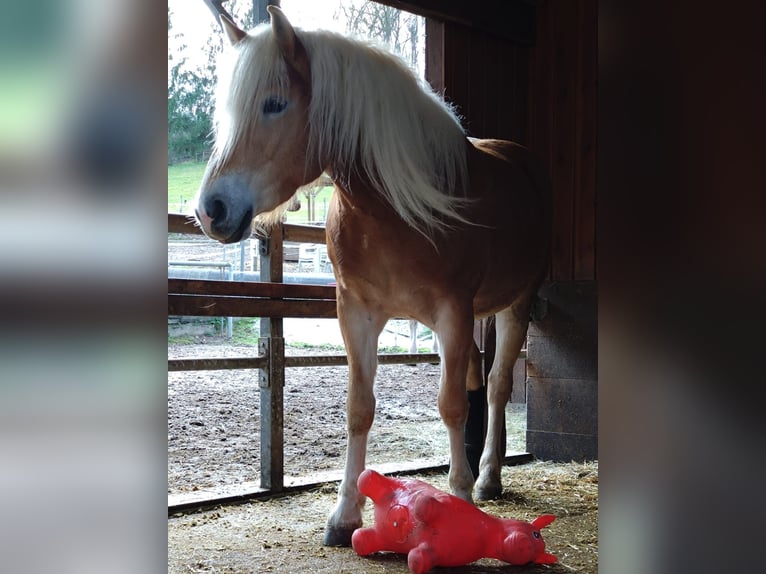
[258,224,284,490]
[526,281,597,461]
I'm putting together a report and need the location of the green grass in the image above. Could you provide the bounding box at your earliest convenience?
[167,160,334,224]
[168,161,206,213]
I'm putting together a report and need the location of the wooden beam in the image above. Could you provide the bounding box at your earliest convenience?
[259,225,285,491]
[374,0,536,45]
[168,357,268,371]
[168,278,335,300]
[168,213,326,246]
[282,223,326,244]
[168,213,203,235]
[168,453,534,515]
[168,294,337,318]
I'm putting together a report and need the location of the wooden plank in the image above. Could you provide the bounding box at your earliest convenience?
[437,19,529,142]
[168,354,441,373]
[169,213,328,246]
[168,357,268,371]
[527,1,553,280]
[168,278,335,300]
[472,27,489,137]
[168,213,204,235]
[282,223,326,244]
[510,44,530,144]
[168,294,338,318]
[526,429,597,463]
[526,281,597,380]
[443,21,472,133]
[548,0,578,281]
[373,0,537,46]
[425,18,444,93]
[573,0,597,280]
[526,376,597,435]
[168,351,528,373]
[168,452,534,515]
[527,0,597,281]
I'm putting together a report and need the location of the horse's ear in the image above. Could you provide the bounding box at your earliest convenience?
[268,5,310,83]
[220,13,246,46]
[269,6,297,59]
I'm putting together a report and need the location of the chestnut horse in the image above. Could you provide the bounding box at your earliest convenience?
[194,7,551,547]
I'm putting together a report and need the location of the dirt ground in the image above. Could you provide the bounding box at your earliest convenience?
[168,341,597,573]
[169,342,528,493]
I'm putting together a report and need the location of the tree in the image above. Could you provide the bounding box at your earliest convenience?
[168,9,219,163]
[167,1,254,164]
[336,1,423,73]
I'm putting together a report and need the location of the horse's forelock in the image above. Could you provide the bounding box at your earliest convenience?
[213,25,290,161]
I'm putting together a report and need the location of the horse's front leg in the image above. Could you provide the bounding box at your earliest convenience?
[324,293,387,546]
[434,303,475,501]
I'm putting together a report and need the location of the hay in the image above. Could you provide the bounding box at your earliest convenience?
[169,460,598,573]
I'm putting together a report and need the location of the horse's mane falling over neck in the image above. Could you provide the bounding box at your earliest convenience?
[221,23,472,237]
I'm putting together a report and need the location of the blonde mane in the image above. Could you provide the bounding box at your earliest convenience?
[216,23,471,236]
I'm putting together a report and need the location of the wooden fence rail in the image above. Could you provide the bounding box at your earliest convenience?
[167,212,446,504]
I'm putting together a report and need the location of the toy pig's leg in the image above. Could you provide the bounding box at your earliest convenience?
[475,304,531,500]
[433,303,475,502]
[408,543,436,574]
[324,293,387,546]
[351,527,383,556]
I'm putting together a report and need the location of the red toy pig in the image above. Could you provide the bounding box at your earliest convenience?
[351,469,557,574]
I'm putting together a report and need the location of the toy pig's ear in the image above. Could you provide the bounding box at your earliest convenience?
[535,552,558,564]
[532,514,556,529]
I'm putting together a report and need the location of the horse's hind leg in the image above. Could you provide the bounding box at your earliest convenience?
[434,303,476,502]
[465,342,485,479]
[475,304,531,500]
[324,293,386,547]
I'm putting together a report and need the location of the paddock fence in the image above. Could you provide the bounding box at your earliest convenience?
[167,213,529,514]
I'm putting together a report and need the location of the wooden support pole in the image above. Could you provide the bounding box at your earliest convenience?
[258,225,285,491]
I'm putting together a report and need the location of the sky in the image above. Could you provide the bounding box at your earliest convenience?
[168,0,351,67]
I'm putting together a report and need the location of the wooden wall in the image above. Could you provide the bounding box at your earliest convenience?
[424,0,598,462]
[425,0,597,282]
[527,0,597,282]
[426,19,530,144]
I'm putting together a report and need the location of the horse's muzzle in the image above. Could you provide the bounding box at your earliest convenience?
[196,196,252,244]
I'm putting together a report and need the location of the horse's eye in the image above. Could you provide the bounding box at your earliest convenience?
[533,531,541,539]
[263,97,287,115]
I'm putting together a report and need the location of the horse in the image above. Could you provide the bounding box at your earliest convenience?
[194,7,552,547]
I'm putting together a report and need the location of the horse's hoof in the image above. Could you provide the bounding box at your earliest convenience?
[474,487,502,501]
[474,483,503,501]
[323,525,357,547]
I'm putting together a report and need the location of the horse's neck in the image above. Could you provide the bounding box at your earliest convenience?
[326,166,393,219]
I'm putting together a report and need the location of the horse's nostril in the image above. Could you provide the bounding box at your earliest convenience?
[206,198,227,225]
